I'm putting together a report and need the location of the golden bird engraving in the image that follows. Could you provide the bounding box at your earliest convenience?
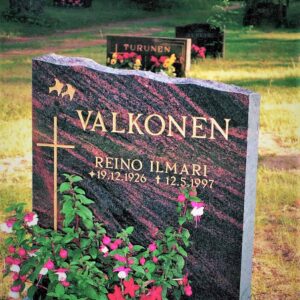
[61,84,76,101]
[49,78,64,96]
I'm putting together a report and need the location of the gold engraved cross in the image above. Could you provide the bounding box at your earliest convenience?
[37,116,75,231]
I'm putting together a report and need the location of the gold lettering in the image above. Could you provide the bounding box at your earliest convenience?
[151,45,157,52]
[137,45,143,51]
[131,159,143,171]
[76,110,93,131]
[123,44,129,51]
[157,46,163,52]
[95,156,103,168]
[165,162,177,174]
[105,157,114,169]
[192,117,207,138]
[210,118,231,140]
[167,115,186,137]
[120,158,130,170]
[112,112,125,133]
[144,114,166,136]
[179,164,189,175]
[165,46,171,53]
[192,164,201,176]
[128,113,144,135]
[91,112,107,132]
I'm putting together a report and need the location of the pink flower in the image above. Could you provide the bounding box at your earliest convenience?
[113,266,131,279]
[5,256,14,265]
[177,194,186,202]
[8,245,15,253]
[123,52,130,59]
[114,254,127,263]
[11,285,21,292]
[20,275,26,282]
[24,212,38,227]
[148,242,157,252]
[61,280,70,287]
[18,248,26,257]
[139,257,146,265]
[110,239,122,250]
[189,190,197,197]
[44,259,54,270]
[0,218,16,233]
[59,248,68,259]
[28,249,38,257]
[129,52,136,58]
[152,256,158,263]
[99,245,109,254]
[55,268,68,282]
[12,273,19,281]
[191,202,205,227]
[13,258,21,265]
[102,235,111,245]
[128,258,134,265]
[184,284,193,296]
[128,243,133,251]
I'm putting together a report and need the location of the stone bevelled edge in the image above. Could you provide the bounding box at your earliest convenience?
[33,53,257,96]
[239,93,260,300]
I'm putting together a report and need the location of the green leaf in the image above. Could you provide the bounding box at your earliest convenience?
[55,284,65,297]
[76,204,93,220]
[176,255,185,271]
[178,216,186,226]
[27,285,37,299]
[190,196,201,202]
[80,238,91,249]
[133,245,144,252]
[178,246,188,257]
[59,182,71,193]
[144,261,156,273]
[83,218,94,230]
[125,226,134,235]
[85,286,100,300]
[74,186,86,195]
[89,247,98,259]
[76,194,94,205]
[71,175,83,183]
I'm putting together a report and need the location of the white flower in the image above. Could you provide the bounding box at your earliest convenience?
[39,267,48,276]
[55,271,67,282]
[0,222,13,233]
[191,207,204,217]
[8,290,20,299]
[25,214,38,227]
[118,271,128,279]
[99,245,109,253]
[28,250,38,257]
[10,264,20,273]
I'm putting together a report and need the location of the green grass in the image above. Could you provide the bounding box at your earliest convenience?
[0,1,299,298]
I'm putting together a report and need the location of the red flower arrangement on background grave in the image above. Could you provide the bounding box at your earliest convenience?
[191,44,206,60]
[1,175,205,299]
[108,52,142,70]
[150,54,177,77]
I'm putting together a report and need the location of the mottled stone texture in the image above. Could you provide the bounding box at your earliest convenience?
[32,54,260,300]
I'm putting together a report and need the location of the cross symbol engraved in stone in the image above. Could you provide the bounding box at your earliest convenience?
[37,116,75,231]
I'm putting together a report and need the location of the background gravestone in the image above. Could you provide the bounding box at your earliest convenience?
[106,35,191,77]
[176,23,224,58]
[53,0,92,8]
[32,53,259,299]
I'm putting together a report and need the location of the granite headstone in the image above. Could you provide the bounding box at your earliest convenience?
[32,53,259,299]
[176,23,224,58]
[106,35,191,77]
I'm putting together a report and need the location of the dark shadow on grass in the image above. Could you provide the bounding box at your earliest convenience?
[0,77,31,84]
[226,77,299,88]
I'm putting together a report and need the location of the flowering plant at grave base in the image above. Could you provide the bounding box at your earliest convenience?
[107,52,143,71]
[191,44,206,60]
[1,174,205,300]
[150,54,177,77]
